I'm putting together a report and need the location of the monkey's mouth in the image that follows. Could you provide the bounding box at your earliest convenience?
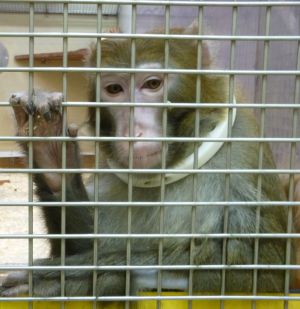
[132,150,162,168]
[113,141,164,169]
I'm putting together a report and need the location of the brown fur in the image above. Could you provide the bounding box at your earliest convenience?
[1,24,294,297]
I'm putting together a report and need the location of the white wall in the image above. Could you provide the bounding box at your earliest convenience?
[0,12,116,154]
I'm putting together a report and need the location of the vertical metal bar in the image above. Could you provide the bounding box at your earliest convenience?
[156,5,170,309]
[60,3,68,307]
[188,7,203,309]
[126,3,136,308]
[28,3,34,308]
[284,35,300,309]
[220,5,237,308]
[92,5,102,308]
[252,6,271,309]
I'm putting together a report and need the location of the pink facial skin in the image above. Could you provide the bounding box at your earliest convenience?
[101,63,168,168]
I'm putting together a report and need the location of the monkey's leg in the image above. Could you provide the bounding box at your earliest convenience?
[192,236,286,292]
[192,236,259,292]
[9,90,93,256]
[1,247,191,297]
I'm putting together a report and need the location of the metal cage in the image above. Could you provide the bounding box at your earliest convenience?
[0,1,299,308]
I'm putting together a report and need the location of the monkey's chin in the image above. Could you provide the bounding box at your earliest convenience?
[133,151,162,169]
[118,151,162,169]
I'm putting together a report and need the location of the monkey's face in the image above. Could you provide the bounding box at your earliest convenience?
[99,66,169,169]
[88,37,225,170]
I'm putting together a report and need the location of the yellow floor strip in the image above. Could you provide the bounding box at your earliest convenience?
[1,293,300,309]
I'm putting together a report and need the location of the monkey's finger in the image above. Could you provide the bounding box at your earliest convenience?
[9,92,34,114]
[48,92,64,112]
[37,91,64,120]
[9,92,33,127]
[33,91,52,120]
[18,93,34,114]
[0,284,29,297]
[9,92,24,106]
[67,123,79,137]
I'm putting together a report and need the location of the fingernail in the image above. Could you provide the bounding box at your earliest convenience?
[68,124,78,137]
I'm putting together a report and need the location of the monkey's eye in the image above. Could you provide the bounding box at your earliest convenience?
[143,78,162,90]
[105,84,123,95]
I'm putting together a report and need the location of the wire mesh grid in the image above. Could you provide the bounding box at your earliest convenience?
[0,1,299,308]
[0,2,118,15]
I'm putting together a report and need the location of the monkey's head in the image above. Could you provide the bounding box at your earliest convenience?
[87,25,229,171]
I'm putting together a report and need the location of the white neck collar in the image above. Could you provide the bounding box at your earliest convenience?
[107,98,237,188]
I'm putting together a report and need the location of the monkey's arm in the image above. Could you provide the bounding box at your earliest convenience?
[9,91,93,256]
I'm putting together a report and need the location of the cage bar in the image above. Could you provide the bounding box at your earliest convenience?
[0,0,299,308]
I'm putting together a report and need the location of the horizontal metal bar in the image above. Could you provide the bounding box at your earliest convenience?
[1,294,300,302]
[1,136,300,142]
[1,0,299,7]
[0,233,299,239]
[1,168,299,174]
[0,201,300,208]
[0,32,299,41]
[0,67,299,75]
[0,264,300,272]
[1,102,300,109]
[0,201,299,207]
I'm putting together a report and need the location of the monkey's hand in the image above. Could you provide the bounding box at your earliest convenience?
[0,271,30,297]
[10,90,64,136]
[0,251,126,297]
[9,90,80,193]
[0,253,93,297]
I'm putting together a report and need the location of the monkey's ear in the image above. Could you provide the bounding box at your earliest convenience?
[184,20,199,35]
[85,27,122,66]
[108,27,120,33]
[84,42,96,66]
[184,20,211,68]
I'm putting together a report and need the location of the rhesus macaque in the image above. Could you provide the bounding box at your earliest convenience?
[0,23,293,297]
